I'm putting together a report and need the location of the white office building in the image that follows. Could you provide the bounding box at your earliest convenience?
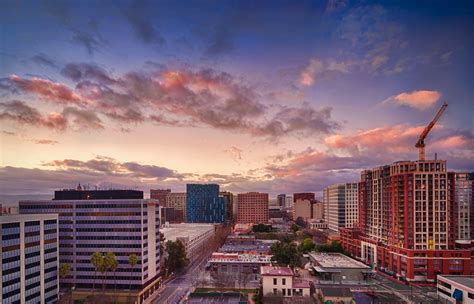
[323,183,358,232]
[1,214,59,304]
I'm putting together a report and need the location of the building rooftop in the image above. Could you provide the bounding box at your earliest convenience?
[209,253,272,263]
[293,279,311,288]
[0,213,58,223]
[309,252,370,269]
[54,189,143,200]
[261,266,294,276]
[439,275,474,289]
[161,223,215,242]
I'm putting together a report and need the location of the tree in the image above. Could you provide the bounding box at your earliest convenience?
[59,263,72,304]
[101,252,115,292]
[291,223,300,233]
[128,254,138,303]
[109,254,119,304]
[252,224,272,233]
[298,237,316,253]
[270,241,301,268]
[295,217,307,228]
[164,240,189,276]
[159,232,165,256]
[316,240,344,253]
[91,252,103,300]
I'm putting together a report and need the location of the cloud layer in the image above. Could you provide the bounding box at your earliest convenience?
[1,65,339,138]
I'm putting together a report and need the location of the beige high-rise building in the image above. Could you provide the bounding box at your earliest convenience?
[293,199,324,221]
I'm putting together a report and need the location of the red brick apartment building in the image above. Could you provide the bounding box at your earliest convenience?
[237,192,269,224]
[340,160,473,282]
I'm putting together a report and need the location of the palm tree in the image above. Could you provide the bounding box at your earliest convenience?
[59,263,72,304]
[128,254,138,304]
[108,254,119,304]
[91,252,103,301]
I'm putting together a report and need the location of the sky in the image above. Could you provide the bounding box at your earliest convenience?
[0,0,473,201]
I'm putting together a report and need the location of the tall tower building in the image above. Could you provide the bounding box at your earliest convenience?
[277,194,286,208]
[323,183,358,232]
[186,184,226,223]
[220,191,234,224]
[0,214,59,304]
[454,172,473,241]
[340,160,472,282]
[237,192,269,224]
[19,189,161,303]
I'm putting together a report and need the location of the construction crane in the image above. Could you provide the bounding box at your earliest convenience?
[415,101,448,161]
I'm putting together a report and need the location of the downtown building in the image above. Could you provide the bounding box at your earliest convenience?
[277,194,286,208]
[220,191,234,224]
[293,199,324,222]
[19,189,161,303]
[323,183,359,232]
[236,192,269,224]
[454,172,473,242]
[1,214,59,304]
[186,184,226,223]
[340,160,473,282]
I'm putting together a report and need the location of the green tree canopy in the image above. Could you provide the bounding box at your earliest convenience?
[252,224,273,233]
[165,240,189,274]
[270,241,301,268]
[298,237,316,253]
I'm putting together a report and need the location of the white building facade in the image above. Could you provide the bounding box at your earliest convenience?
[323,183,358,232]
[1,214,59,304]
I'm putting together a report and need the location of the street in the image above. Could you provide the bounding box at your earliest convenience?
[145,249,212,304]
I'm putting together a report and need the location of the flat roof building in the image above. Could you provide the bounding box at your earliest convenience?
[161,223,215,263]
[19,190,161,303]
[437,275,474,303]
[308,252,372,284]
[1,214,59,304]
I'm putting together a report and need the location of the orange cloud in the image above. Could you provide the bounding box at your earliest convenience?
[325,125,425,154]
[381,90,441,111]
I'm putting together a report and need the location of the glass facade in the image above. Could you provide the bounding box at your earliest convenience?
[186,184,226,223]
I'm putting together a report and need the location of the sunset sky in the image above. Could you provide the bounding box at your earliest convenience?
[1,0,473,200]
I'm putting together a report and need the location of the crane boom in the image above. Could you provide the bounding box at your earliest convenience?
[415,101,448,160]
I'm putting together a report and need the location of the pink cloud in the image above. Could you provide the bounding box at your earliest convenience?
[381,90,441,111]
[10,75,86,106]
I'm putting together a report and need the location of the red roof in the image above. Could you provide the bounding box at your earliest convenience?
[261,266,294,276]
[292,279,310,288]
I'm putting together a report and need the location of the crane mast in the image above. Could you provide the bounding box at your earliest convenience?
[415,101,448,161]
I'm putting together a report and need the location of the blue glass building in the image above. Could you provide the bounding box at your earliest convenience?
[186,184,226,223]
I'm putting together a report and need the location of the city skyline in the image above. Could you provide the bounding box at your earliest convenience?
[1,0,473,200]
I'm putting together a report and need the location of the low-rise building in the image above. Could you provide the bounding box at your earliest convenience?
[209,252,272,280]
[437,275,474,304]
[1,214,59,304]
[219,235,275,254]
[308,252,372,284]
[261,266,311,298]
[307,219,328,230]
[161,223,215,263]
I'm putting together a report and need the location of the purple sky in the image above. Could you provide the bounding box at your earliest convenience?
[0,0,473,200]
